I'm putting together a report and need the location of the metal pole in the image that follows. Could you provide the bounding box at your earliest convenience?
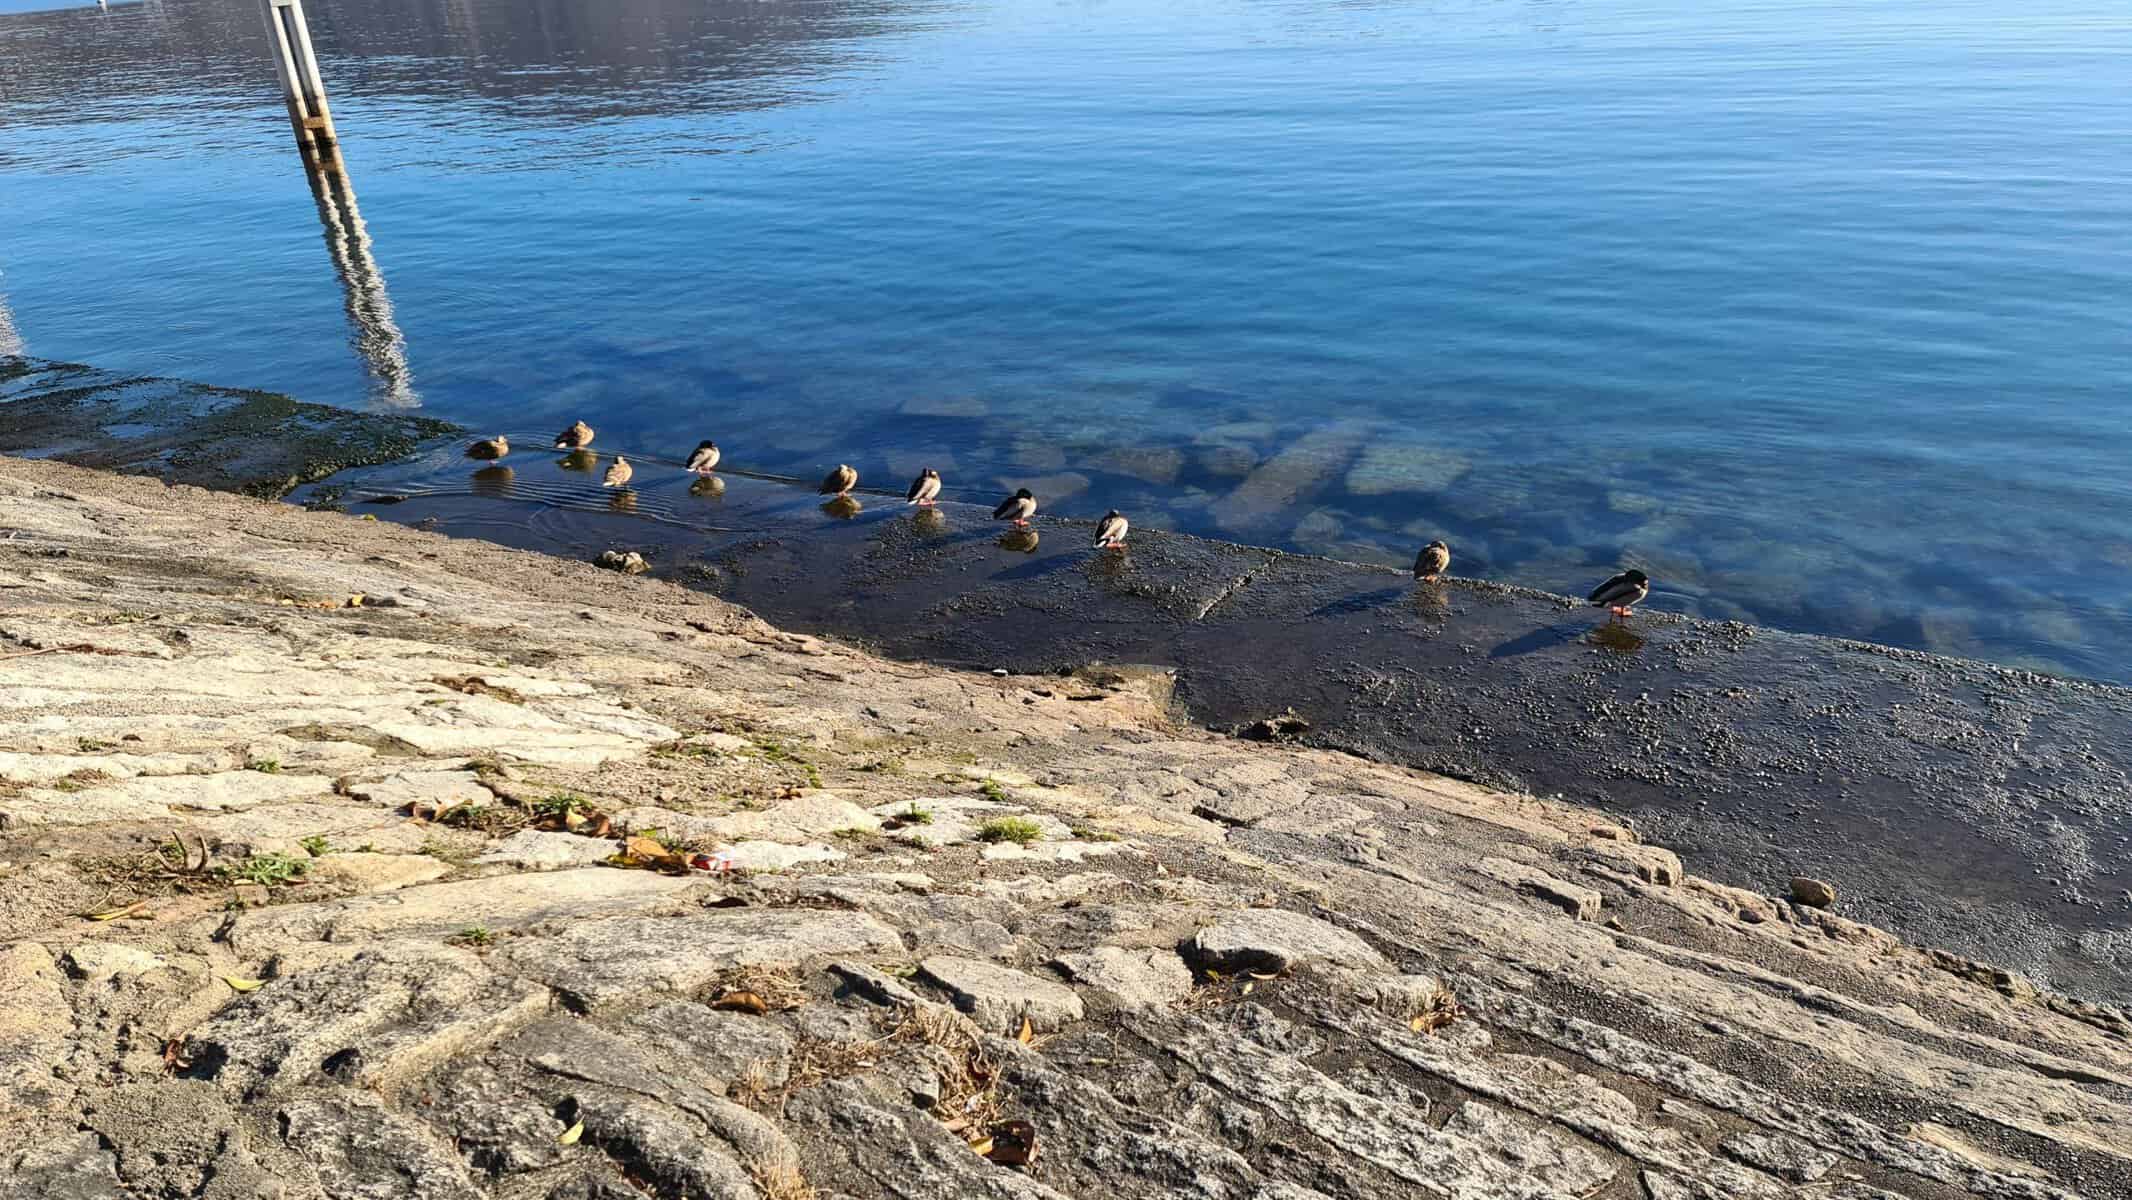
[260,0,342,171]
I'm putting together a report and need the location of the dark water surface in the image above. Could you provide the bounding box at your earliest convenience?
[4,0,2132,680]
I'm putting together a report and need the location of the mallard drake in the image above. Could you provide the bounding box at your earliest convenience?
[685,440,720,474]
[1588,569,1650,620]
[905,468,942,506]
[1413,540,1450,582]
[819,464,858,496]
[1093,510,1128,549]
[466,435,509,460]
[992,488,1037,527]
[603,456,634,489]
[554,421,594,450]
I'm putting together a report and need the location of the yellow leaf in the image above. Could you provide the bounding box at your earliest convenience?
[1016,1015,1034,1045]
[557,1120,584,1146]
[223,976,266,992]
[966,1136,994,1156]
[1241,981,1255,996]
[1409,1015,1428,1032]
[88,900,148,921]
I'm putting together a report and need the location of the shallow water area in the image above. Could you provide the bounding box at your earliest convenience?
[5,0,2132,681]
[313,444,2132,1002]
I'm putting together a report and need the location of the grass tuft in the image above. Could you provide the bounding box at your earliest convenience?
[222,852,309,887]
[975,816,1042,846]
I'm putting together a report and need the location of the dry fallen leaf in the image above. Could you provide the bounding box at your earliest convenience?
[1247,971,1280,980]
[161,1037,191,1072]
[87,900,149,922]
[711,991,769,1016]
[222,976,266,992]
[557,1120,584,1146]
[1016,1015,1034,1045]
[966,1136,995,1157]
[621,835,690,874]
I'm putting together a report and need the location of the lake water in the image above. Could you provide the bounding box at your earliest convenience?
[4,0,2131,682]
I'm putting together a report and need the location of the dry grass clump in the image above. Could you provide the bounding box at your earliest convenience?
[1405,987,1465,1034]
[890,1003,1003,1134]
[743,1151,817,1200]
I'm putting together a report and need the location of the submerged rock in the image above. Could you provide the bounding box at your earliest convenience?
[1791,876,1838,908]
[595,549,650,575]
[1344,443,1471,497]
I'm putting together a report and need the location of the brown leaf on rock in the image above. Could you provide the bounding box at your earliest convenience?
[712,991,770,1016]
[87,900,149,921]
[161,1036,191,1072]
[1016,1015,1034,1045]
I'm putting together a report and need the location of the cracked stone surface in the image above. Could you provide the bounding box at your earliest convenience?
[2,456,2128,1200]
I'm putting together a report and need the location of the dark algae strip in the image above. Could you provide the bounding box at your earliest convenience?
[0,356,457,499]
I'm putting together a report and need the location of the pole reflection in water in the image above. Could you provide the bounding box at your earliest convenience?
[305,164,418,407]
[0,283,23,357]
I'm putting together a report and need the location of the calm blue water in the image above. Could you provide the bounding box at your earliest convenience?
[4,0,2131,680]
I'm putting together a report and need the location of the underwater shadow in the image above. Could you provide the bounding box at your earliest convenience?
[1489,622,1584,659]
[1308,586,1408,620]
[992,554,1078,582]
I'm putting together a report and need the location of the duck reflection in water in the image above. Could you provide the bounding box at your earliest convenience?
[470,465,514,498]
[607,489,638,515]
[913,506,949,538]
[998,527,1039,554]
[1411,583,1450,623]
[558,448,598,473]
[823,495,863,520]
[1588,622,1647,654]
[1086,543,1129,582]
[689,474,726,499]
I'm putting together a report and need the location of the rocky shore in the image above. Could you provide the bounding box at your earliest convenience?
[3,454,2129,1199]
